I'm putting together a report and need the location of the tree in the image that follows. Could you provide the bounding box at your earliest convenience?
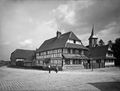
[99,39,105,46]
[108,40,112,44]
[107,40,113,47]
[112,38,120,66]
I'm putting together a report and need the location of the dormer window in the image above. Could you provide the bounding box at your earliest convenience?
[108,46,111,51]
[67,39,74,43]
[106,53,113,57]
[76,41,82,45]
[67,39,82,45]
[74,40,76,43]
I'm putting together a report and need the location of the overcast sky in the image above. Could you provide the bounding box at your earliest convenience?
[0,0,120,60]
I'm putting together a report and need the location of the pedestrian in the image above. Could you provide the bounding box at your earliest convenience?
[55,65,58,73]
[48,65,51,73]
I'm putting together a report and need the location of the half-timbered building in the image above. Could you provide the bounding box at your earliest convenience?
[84,26,116,69]
[36,31,88,70]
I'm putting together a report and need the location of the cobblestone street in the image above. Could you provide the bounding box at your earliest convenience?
[0,66,120,91]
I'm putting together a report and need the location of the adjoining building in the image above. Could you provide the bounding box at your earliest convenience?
[84,26,116,69]
[35,31,89,70]
[10,49,35,67]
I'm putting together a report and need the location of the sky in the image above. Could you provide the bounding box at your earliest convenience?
[0,0,120,61]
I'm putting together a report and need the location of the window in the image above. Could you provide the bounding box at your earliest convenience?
[16,59,24,61]
[40,52,43,56]
[38,60,40,64]
[73,49,75,54]
[65,59,70,65]
[75,49,79,54]
[54,54,57,57]
[68,49,71,53]
[53,50,57,53]
[106,53,113,57]
[108,53,112,56]
[58,49,62,53]
[41,52,46,56]
[74,40,76,44]
[36,53,39,56]
[40,61,43,64]
[76,41,81,45]
[73,60,81,64]
[49,50,52,54]
[57,59,62,65]
[81,50,84,55]
[54,60,58,64]
[70,49,73,54]
[47,51,50,55]
[96,59,101,63]
[108,47,111,51]
[67,39,74,43]
[51,54,54,58]
[44,52,46,55]
[63,49,67,53]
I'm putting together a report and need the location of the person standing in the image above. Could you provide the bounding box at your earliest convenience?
[48,65,51,73]
[55,65,58,73]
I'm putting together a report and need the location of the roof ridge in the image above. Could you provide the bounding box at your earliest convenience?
[60,31,71,36]
[43,32,70,41]
[69,31,72,39]
[64,32,72,47]
[45,37,56,41]
[15,49,35,51]
[43,31,71,40]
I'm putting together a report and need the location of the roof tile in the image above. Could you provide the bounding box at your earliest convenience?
[37,31,87,52]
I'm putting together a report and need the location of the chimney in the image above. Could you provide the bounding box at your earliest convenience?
[56,31,61,38]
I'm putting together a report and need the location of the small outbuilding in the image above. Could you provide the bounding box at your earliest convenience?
[10,49,35,67]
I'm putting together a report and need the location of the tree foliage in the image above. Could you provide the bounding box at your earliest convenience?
[112,38,120,66]
[99,39,105,46]
[108,40,112,45]
[107,40,112,47]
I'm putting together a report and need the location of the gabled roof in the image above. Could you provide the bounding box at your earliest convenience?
[69,32,81,41]
[85,45,115,59]
[89,45,108,58]
[37,31,87,52]
[11,49,35,62]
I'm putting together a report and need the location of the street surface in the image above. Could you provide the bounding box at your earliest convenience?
[0,66,120,91]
